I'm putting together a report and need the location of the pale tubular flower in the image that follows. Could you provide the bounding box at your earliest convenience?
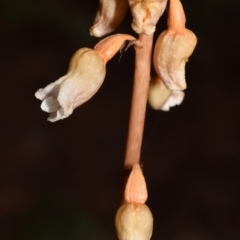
[35,34,136,122]
[148,75,185,110]
[35,48,106,122]
[115,163,153,240]
[128,0,168,35]
[89,0,128,37]
[153,0,197,90]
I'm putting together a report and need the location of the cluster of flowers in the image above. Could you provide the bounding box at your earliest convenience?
[35,0,197,122]
[35,0,197,238]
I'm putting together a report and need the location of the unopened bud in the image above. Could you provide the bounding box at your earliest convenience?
[115,203,153,240]
[153,0,197,90]
[89,0,128,37]
[115,164,153,239]
[128,0,168,35]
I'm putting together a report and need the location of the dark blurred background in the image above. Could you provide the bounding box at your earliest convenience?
[1,0,240,239]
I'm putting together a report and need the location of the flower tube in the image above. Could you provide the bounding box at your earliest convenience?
[35,48,106,122]
[153,0,197,90]
[35,34,136,122]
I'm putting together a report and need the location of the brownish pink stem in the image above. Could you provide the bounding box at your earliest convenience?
[124,34,153,169]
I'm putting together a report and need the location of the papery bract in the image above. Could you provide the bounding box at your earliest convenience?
[124,163,148,204]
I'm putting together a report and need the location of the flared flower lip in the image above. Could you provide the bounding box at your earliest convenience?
[161,90,185,111]
[35,75,73,122]
[35,47,108,122]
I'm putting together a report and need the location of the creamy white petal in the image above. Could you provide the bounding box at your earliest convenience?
[35,76,66,100]
[40,96,60,113]
[35,48,106,122]
[48,108,66,122]
[161,91,185,111]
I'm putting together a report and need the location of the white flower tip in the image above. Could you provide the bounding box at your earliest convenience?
[40,97,60,113]
[161,91,185,111]
[35,89,45,100]
[36,95,71,122]
[89,26,106,38]
[47,108,66,122]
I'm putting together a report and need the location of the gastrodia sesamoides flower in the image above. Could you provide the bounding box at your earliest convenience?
[35,34,136,122]
[153,0,197,90]
[35,48,106,122]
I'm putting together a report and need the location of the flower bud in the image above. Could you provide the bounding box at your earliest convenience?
[115,164,153,239]
[153,0,197,90]
[148,75,185,110]
[89,0,128,37]
[35,48,106,122]
[115,203,153,240]
[128,0,168,35]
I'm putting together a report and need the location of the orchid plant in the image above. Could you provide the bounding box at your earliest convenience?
[35,0,197,238]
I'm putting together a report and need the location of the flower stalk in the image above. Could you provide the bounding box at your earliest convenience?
[124,34,153,169]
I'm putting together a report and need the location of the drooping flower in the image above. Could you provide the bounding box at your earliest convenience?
[89,0,128,37]
[35,34,136,122]
[35,48,106,122]
[153,0,197,90]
